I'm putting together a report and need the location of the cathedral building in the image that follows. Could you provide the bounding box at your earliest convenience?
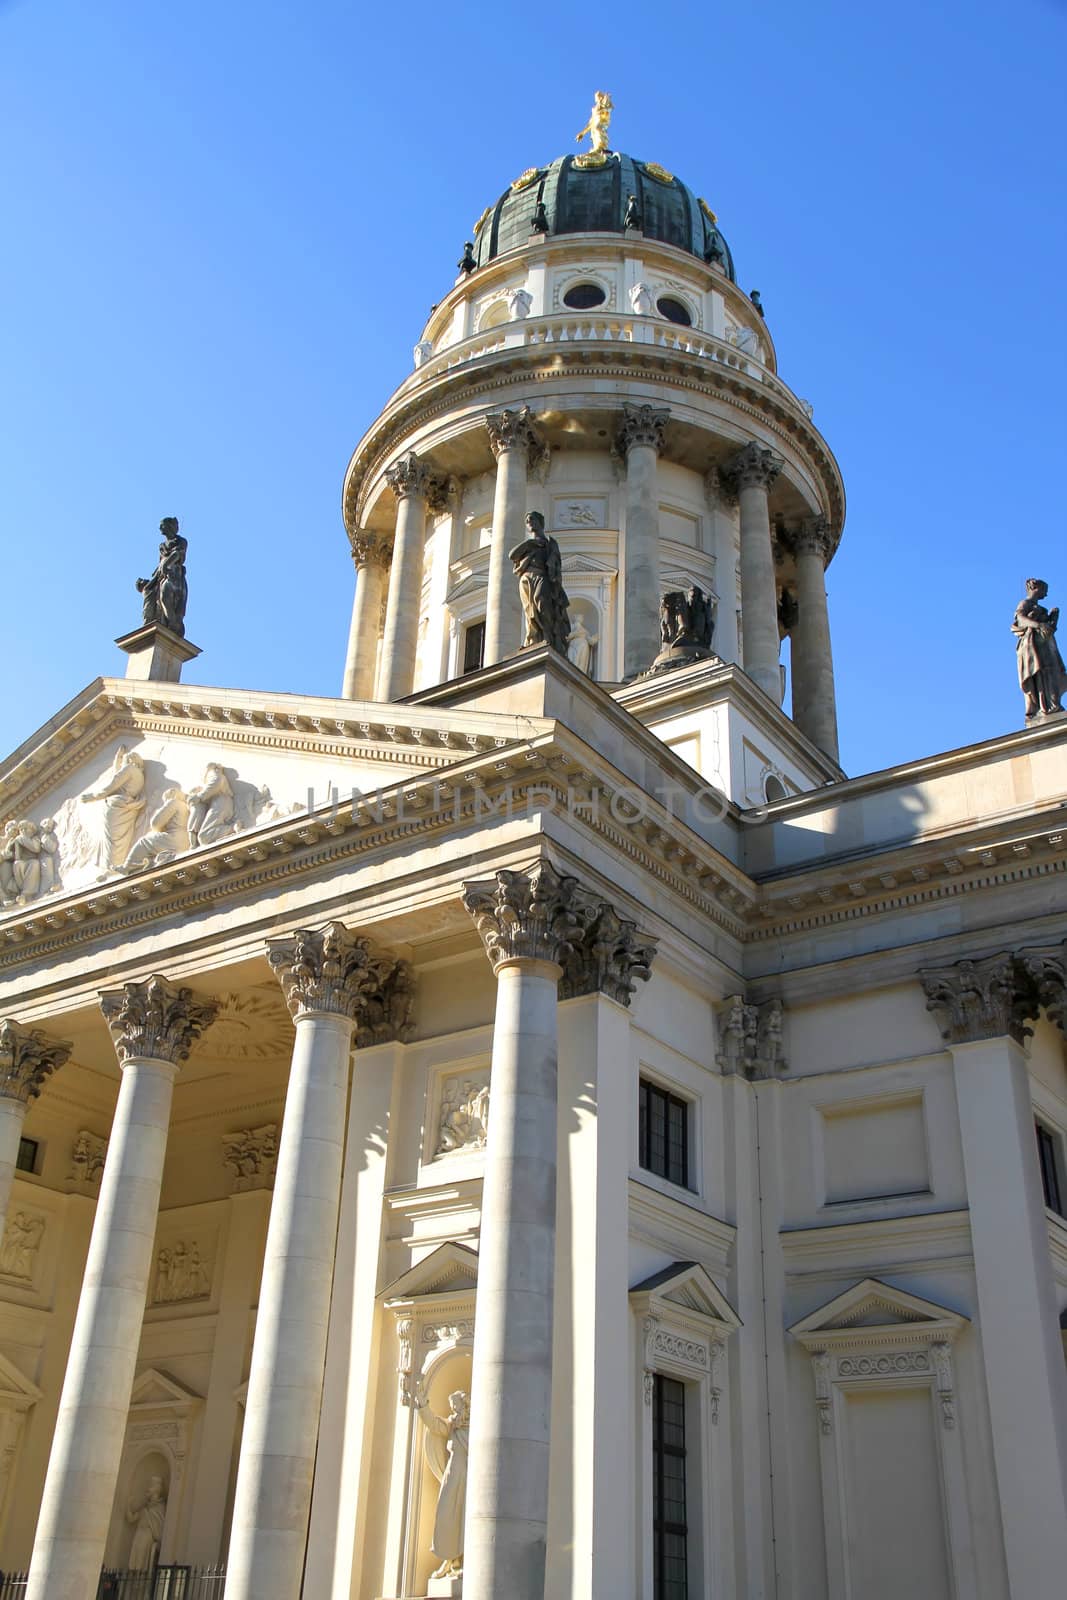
[0,99,1065,1600]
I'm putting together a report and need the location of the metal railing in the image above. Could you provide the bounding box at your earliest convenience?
[0,1566,226,1599]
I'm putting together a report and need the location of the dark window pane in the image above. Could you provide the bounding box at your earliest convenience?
[1036,1123,1063,1215]
[653,1375,688,1600]
[657,295,692,327]
[462,621,485,675]
[563,282,606,310]
[639,1080,689,1187]
[16,1137,38,1174]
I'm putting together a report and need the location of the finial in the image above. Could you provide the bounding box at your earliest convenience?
[457,241,476,276]
[749,289,765,318]
[575,91,613,169]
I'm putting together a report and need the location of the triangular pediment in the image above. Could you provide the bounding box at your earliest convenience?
[129,1367,202,1412]
[0,1349,42,1407]
[789,1278,968,1345]
[381,1242,479,1302]
[0,679,553,904]
[630,1261,742,1332]
[560,553,617,577]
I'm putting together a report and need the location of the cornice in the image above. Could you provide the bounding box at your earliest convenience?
[343,346,844,547]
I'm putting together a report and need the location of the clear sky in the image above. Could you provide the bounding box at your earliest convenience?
[2,0,1065,777]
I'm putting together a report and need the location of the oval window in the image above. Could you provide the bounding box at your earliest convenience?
[563,282,606,310]
[657,295,692,326]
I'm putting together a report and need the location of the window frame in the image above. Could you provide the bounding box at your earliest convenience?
[652,1373,689,1600]
[1035,1119,1064,1216]
[16,1137,39,1175]
[639,1077,691,1190]
[461,619,486,676]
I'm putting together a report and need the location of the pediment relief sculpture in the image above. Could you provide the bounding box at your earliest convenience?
[435,1074,490,1156]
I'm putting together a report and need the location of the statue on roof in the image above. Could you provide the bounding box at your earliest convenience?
[510,512,571,654]
[136,517,188,637]
[1013,577,1066,719]
[576,91,613,157]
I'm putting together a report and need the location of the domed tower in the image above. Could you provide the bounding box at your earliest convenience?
[340,98,845,783]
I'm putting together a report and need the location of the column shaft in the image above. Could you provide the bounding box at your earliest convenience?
[738,482,782,702]
[342,539,389,700]
[27,1055,179,1600]
[791,527,839,760]
[223,1010,354,1600]
[464,959,561,1600]
[622,441,661,678]
[378,492,428,701]
[0,1098,28,1229]
[484,446,528,664]
[951,1036,1067,1592]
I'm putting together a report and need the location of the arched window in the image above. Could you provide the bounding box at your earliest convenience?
[764,773,788,803]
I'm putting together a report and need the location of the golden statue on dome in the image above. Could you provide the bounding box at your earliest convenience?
[575,91,613,167]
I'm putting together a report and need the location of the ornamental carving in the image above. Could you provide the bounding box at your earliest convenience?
[703,466,737,510]
[715,995,786,1078]
[347,530,393,570]
[435,1074,490,1155]
[1017,941,1067,1031]
[485,405,544,466]
[722,440,783,494]
[0,1210,45,1281]
[0,1019,72,1104]
[100,976,219,1065]
[267,921,415,1046]
[919,953,1031,1045]
[0,818,61,904]
[463,863,657,1005]
[793,515,833,564]
[152,1239,212,1305]
[385,452,437,502]
[221,1123,278,1191]
[69,1129,107,1185]
[614,403,670,458]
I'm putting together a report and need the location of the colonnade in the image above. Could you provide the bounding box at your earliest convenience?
[13,863,652,1600]
[340,408,840,761]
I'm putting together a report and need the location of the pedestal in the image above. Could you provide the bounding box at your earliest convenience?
[115,623,201,683]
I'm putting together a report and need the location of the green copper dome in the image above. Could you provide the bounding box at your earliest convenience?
[472,152,735,279]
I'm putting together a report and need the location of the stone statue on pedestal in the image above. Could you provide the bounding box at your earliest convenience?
[136,518,188,637]
[509,512,570,654]
[126,1475,166,1570]
[416,1386,470,1581]
[646,586,716,675]
[1013,577,1066,719]
[567,615,598,674]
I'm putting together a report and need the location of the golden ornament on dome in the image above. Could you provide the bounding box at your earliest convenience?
[643,161,675,185]
[510,168,541,192]
[699,197,718,224]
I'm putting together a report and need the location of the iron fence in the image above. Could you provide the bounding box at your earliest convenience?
[0,1566,226,1599]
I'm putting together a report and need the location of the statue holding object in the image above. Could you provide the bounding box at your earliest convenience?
[509,512,571,654]
[1013,577,1066,719]
[646,585,717,675]
[136,518,189,637]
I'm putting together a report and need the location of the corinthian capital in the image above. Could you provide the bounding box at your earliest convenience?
[614,403,670,458]
[347,529,393,570]
[919,953,1031,1046]
[559,902,657,1006]
[463,860,584,972]
[793,515,833,564]
[386,451,437,502]
[0,1020,72,1105]
[267,921,415,1045]
[722,441,783,494]
[100,977,219,1065]
[485,405,544,465]
[1018,942,1067,1032]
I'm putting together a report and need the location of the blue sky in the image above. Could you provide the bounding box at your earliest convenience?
[2,0,1065,777]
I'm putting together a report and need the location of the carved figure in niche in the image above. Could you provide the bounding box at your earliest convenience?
[416,1385,470,1579]
[81,747,146,871]
[566,615,598,675]
[119,788,190,872]
[136,518,188,637]
[507,286,532,320]
[1013,577,1067,719]
[186,1244,209,1298]
[70,1130,107,1184]
[154,1239,209,1302]
[127,1475,167,1570]
[188,764,235,847]
[509,512,571,654]
[436,1078,490,1155]
[629,280,653,316]
[0,1210,45,1278]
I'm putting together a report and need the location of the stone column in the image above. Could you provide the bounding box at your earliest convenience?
[0,1020,71,1229]
[484,407,546,666]
[921,952,1067,1596]
[789,517,839,761]
[27,978,217,1600]
[723,441,784,703]
[616,404,670,679]
[224,923,413,1600]
[378,452,438,702]
[461,865,655,1600]
[341,530,392,700]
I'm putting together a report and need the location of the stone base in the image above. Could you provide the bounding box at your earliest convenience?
[426,1580,463,1599]
[115,622,201,683]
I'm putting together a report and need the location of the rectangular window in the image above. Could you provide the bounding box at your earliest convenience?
[653,1374,688,1600]
[640,1079,689,1188]
[1036,1122,1064,1216]
[16,1137,38,1175]
[462,620,486,675]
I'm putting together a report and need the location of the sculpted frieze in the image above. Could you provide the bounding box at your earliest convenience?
[0,1210,46,1282]
[435,1074,490,1156]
